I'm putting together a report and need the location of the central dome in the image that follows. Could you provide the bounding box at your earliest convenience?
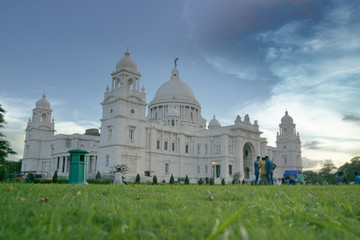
[151,67,199,106]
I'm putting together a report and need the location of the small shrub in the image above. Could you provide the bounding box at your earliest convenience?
[25,173,36,183]
[0,166,7,182]
[38,179,52,184]
[205,177,209,184]
[231,179,236,184]
[57,179,69,184]
[210,178,214,185]
[184,175,189,185]
[152,175,158,185]
[221,178,225,185]
[52,170,58,183]
[232,172,241,184]
[161,179,166,183]
[87,179,112,184]
[135,173,141,184]
[95,171,102,180]
[198,178,203,185]
[169,174,175,184]
[242,179,246,185]
[9,178,23,183]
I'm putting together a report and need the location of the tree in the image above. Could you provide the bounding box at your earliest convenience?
[198,178,203,185]
[135,173,141,184]
[0,165,7,182]
[221,178,225,185]
[184,175,189,185]
[96,171,102,180]
[337,156,360,182]
[4,160,21,173]
[152,175,158,185]
[0,105,16,165]
[52,170,58,183]
[169,174,174,184]
[319,163,337,184]
[303,170,322,184]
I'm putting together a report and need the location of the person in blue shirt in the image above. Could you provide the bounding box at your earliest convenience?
[355,171,360,184]
[254,156,260,185]
[265,156,274,185]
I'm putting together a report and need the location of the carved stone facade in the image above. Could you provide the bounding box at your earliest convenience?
[21,50,302,182]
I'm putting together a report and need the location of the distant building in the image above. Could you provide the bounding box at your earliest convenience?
[21,50,302,182]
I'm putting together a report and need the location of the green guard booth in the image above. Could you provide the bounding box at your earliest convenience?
[68,149,89,185]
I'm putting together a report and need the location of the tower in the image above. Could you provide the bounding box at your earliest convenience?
[276,111,302,176]
[98,49,147,176]
[22,93,55,172]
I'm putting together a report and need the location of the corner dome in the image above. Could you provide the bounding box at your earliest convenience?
[36,94,50,109]
[116,49,137,72]
[151,67,199,106]
[208,115,221,129]
[281,110,293,123]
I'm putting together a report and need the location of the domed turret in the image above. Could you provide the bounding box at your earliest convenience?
[208,115,221,129]
[281,110,293,123]
[35,93,50,109]
[116,49,137,72]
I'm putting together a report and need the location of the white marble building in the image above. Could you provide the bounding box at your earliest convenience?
[21,50,302,182]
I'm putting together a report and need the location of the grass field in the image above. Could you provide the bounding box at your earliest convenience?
[1,183,360,240]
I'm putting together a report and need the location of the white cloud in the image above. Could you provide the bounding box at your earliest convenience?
[243,2,360,166]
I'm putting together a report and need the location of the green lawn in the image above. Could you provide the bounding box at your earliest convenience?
[1,183,359,240]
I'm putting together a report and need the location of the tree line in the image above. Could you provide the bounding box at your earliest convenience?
[303,156,360,184]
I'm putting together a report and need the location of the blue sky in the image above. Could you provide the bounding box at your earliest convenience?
[1,0,359,170]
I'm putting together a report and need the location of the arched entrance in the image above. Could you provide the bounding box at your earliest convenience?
[243,142,255,179]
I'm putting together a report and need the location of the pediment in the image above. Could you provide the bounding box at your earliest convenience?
[127,95,144,104]
[103,96,116,103]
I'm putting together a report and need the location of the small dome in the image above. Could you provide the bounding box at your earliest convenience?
[116,49,137,72]
[281,110,293,123]
[167,106,180,117]
[36,94,50,109]
[208,115,221,129]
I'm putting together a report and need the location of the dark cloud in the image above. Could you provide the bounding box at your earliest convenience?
[302,140,322,149]
[183,0,327,81]
[343,114,360,122]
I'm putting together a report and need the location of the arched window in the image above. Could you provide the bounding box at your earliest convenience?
[41,113,47,122]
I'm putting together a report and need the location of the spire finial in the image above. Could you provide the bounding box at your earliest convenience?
[174,57,179,68]
[125,47,130,56]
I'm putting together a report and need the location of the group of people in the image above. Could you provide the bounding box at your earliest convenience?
[336,171,360,185]
[254,156,276,185]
